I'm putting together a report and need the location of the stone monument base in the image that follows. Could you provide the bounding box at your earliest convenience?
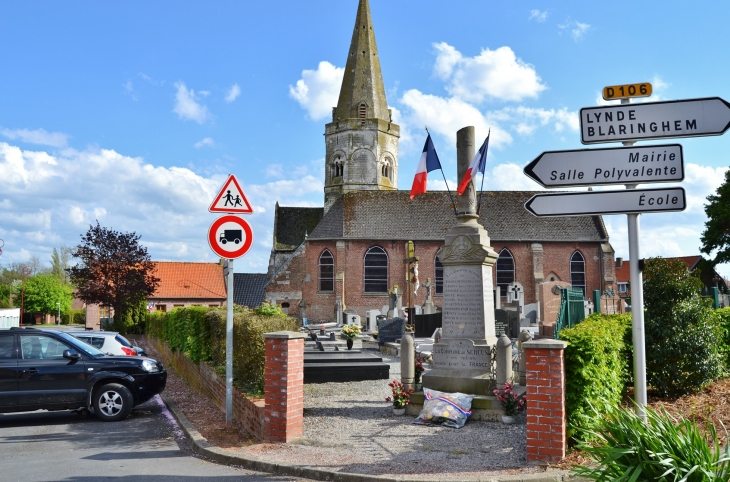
[421,369,494,396]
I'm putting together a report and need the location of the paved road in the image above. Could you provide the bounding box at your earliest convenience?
[0,396,312,482]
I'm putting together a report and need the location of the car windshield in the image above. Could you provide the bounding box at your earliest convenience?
[55,331,106,357]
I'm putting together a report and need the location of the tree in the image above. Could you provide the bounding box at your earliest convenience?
[12,273,73,317]
[643,257,723,396]
[51,245,74,285]
[701,168,730,266]
[69,222,159,332]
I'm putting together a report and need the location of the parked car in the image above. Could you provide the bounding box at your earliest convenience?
[0,327,166,421]
[66,331,147,357]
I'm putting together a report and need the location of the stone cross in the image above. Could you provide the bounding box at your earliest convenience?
[423,278,433,302]
[507,282,524,314]
[388,285,403,317]
[421,277,437,315]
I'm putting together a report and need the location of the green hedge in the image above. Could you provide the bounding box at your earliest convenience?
[559,313,632,443]
[147,305,298,393]
[714,307,730,372]
[61,309,86,325]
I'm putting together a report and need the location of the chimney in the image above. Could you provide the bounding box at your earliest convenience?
[615,257,623,269]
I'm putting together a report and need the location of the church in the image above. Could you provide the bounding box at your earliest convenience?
[264,0,616,333]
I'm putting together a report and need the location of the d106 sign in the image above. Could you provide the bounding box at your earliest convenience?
[602,82,652,100]
[524,187,686,217]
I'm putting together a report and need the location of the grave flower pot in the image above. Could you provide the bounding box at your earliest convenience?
[393,407,406,416]
[501,415,515,424]
[346,338,354,350]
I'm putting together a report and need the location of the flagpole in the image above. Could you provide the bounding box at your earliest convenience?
[426,127,459,217]
[477,129,490,215]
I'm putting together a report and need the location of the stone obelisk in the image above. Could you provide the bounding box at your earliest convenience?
[421,126,499,395]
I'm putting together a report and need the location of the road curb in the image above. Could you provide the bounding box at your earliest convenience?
[159,394,577,482]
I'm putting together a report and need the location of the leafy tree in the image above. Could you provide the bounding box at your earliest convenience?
[643,257,724,396]
[50,245,74,285]
[69,222,159,331]
[701,168,730,266]
[12,273,73,317]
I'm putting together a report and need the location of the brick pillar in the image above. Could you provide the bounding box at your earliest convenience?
[522,338,568,463]
[263,331,307,443]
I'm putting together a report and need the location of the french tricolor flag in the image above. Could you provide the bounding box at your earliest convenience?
[410,134,443,200]
[457,132,490,195]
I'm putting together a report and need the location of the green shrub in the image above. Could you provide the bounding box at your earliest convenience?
[560,313,632,443]
[573,404,730,481]
[644,258,724,396]
[60,309,85,325]
[717,307,730,370]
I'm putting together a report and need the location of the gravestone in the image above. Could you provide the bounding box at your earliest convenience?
[494,309,509,337]
[335,300,343,325]
[388,285,404,318]
[506,281,525,318]
[421,126,500,396]
[376,317,406,346]
[422,278,437,315]
[366,309,381,332]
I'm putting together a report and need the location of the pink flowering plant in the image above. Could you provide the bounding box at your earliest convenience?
[385,379,414,408]
[414,357,425,385]
[493,381,526,416]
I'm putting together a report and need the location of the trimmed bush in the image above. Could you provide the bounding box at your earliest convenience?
[559,313,632,442]
[573,404,730,481]
[61,309,85,325]
[644,258,724,396]
[717,307,730,371]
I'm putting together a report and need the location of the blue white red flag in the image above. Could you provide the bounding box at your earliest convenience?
[410,134,442,200]
[457,132,490,195]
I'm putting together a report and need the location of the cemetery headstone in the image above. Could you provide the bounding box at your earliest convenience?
[376,317,406,346]
[494,309,509,337]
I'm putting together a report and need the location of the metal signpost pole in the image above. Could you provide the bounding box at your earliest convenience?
[226,258,234,425]
[622,97,647,421]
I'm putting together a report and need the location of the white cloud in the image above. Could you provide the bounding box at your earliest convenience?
[0,128,68,147]
[0,141,324,272]
[492,106,580,135]
[529,10,548,22]
[432,42,546,103]
[225,84,241,103]
[123,80,137,100]
[173,82,211,124]
[194,137,215,149]
[559,19,590,41]
[289,61,344,120]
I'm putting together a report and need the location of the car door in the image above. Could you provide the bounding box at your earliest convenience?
[17,334,86,408]
[0,332,18,408]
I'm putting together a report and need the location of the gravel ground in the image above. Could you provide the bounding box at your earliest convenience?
[232,354,552,479]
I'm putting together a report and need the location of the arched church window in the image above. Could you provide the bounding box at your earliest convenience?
[364,246,388,293]
[570,251,586,295]
[332,156,343,178]
[496,248,515,297]
[319,249,334,292]
[381,159,390,179]
[434,253,443,295]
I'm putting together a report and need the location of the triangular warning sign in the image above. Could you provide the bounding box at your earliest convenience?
[209,174,253,214]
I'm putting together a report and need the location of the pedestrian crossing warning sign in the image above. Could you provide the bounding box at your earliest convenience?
[209,174,253,214]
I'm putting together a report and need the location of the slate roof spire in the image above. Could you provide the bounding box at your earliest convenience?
[333,0,389,122]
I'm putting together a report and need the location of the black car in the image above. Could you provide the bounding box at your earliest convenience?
[0,327,167,421]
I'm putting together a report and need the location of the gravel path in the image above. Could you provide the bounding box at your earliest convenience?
[234,354,550,479]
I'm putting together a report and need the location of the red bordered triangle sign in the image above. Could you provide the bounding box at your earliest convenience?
[209,174,253,214]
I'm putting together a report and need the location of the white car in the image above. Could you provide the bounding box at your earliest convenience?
[66,331,145,357]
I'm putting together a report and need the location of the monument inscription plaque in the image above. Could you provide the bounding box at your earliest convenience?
[433,339,492,370]
[442,265,494,339]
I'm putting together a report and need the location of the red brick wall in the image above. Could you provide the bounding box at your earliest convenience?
[269,237,613,324]
[524,339,567,463]
[263,333,306,443]
[147,336,264,440]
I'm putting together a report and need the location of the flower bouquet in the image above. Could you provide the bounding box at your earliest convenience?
[386,379,414,409]
[414,357,425,386]
[340,323,361,339]
[493,381,526,417]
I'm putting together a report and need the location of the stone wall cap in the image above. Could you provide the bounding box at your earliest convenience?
[263,331,308,340]
[522,338,568,350]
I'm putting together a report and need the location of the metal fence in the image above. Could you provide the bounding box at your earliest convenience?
[553,287,586,339]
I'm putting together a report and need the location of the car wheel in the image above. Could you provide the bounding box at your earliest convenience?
[93,383,133,422]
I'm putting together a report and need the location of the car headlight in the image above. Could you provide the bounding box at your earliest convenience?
[141,359,161,373]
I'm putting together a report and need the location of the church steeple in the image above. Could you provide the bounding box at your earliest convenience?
[333,0,389,123]
[323,0,400,213]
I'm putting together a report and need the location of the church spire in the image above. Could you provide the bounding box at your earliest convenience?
[333,0,389,122]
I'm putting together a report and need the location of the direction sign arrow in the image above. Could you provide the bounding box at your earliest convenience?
[580,97,730,144]
[524,187,686,217]
[524,144,684,188]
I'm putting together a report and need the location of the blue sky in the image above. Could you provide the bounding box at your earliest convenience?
[1,1,729,278]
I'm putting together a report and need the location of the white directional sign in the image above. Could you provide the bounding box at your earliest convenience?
[209,174,253,214]
[581,97,730,144]
[523,144,684,188]
[524,187,686,217]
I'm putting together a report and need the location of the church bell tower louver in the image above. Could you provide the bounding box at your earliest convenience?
[323,0,400,213]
